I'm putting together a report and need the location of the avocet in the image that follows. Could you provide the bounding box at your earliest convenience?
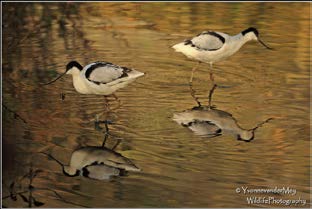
[172,27,273,82]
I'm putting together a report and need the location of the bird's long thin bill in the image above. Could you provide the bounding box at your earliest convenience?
[42,72,66,85]
[258,38,273,50]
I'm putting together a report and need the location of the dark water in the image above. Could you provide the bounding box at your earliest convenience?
[2,2,310,208]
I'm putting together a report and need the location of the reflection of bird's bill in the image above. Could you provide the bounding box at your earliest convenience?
[258,38,273,50]
[250,118,274,132]
[39,152,64,166]
[42,72,66,85]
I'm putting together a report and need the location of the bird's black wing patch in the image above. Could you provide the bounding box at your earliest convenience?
[82,167,90,177]
[199,31,225,44]
[85,62,131,85]
[184,119,217,127]
[120,66,132,78]
[185,31,225,51]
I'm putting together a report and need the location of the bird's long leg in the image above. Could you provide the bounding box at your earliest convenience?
[100,120,122,150]
[189,83,201,107]
[189,61,201,84]
[95,96,110,122]
[102,132,109,148]
[209,63,215,82]
[104,96,110,111]
[111,138,121,150]
[101,94,121,113]
[208,84,217,109]
[112,93,121,109]
[102,122,110,148]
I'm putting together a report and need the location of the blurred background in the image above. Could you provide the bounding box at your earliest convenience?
[2,2,310,207]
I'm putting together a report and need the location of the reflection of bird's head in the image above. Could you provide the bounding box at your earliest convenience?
[237,130,254,142]
[237,118,273,142]
[40,152,80,177]
[63,165,80,177]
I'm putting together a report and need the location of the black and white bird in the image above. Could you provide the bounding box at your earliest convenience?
[44,61,144,97]
[172,27,273,83]
[42,146,141,180]
[173,106,272,142]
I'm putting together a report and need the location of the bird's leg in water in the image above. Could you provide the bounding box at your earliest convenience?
[95,96,110,122]
[111,138,121,150]
[101,94,121,112]
[209,63,215,82]
[100,120,121,150]
[102,121,110,147]
[208,84,217,109]
[189,61,201,84]
[102,132,109,148]
[112,93,121,109]
[104,96,110,111]
[189,83,201,107]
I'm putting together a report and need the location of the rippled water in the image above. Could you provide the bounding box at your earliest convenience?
[2,2,310,208]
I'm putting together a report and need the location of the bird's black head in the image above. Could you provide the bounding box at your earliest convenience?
[242,27,273,50]
[242,27,259,37]
[66,61,83,72]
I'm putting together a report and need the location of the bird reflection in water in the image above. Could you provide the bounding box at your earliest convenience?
[173,84,273,142]
[41,121,140,180]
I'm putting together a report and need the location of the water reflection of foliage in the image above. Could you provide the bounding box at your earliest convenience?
[3,3,96,128]
[3,3,91,71]
[2,164,86,208]
[2,165,45,208]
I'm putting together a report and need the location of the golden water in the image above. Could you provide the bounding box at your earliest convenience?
[2,2,310,208]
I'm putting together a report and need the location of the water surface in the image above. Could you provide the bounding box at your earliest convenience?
[2,2,310,208]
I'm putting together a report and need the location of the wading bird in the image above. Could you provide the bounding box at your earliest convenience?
[44,61,144,100]
[172,27,273,83]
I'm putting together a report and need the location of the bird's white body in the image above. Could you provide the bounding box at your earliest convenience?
[66,62,144,95]
[172,31,256,64]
